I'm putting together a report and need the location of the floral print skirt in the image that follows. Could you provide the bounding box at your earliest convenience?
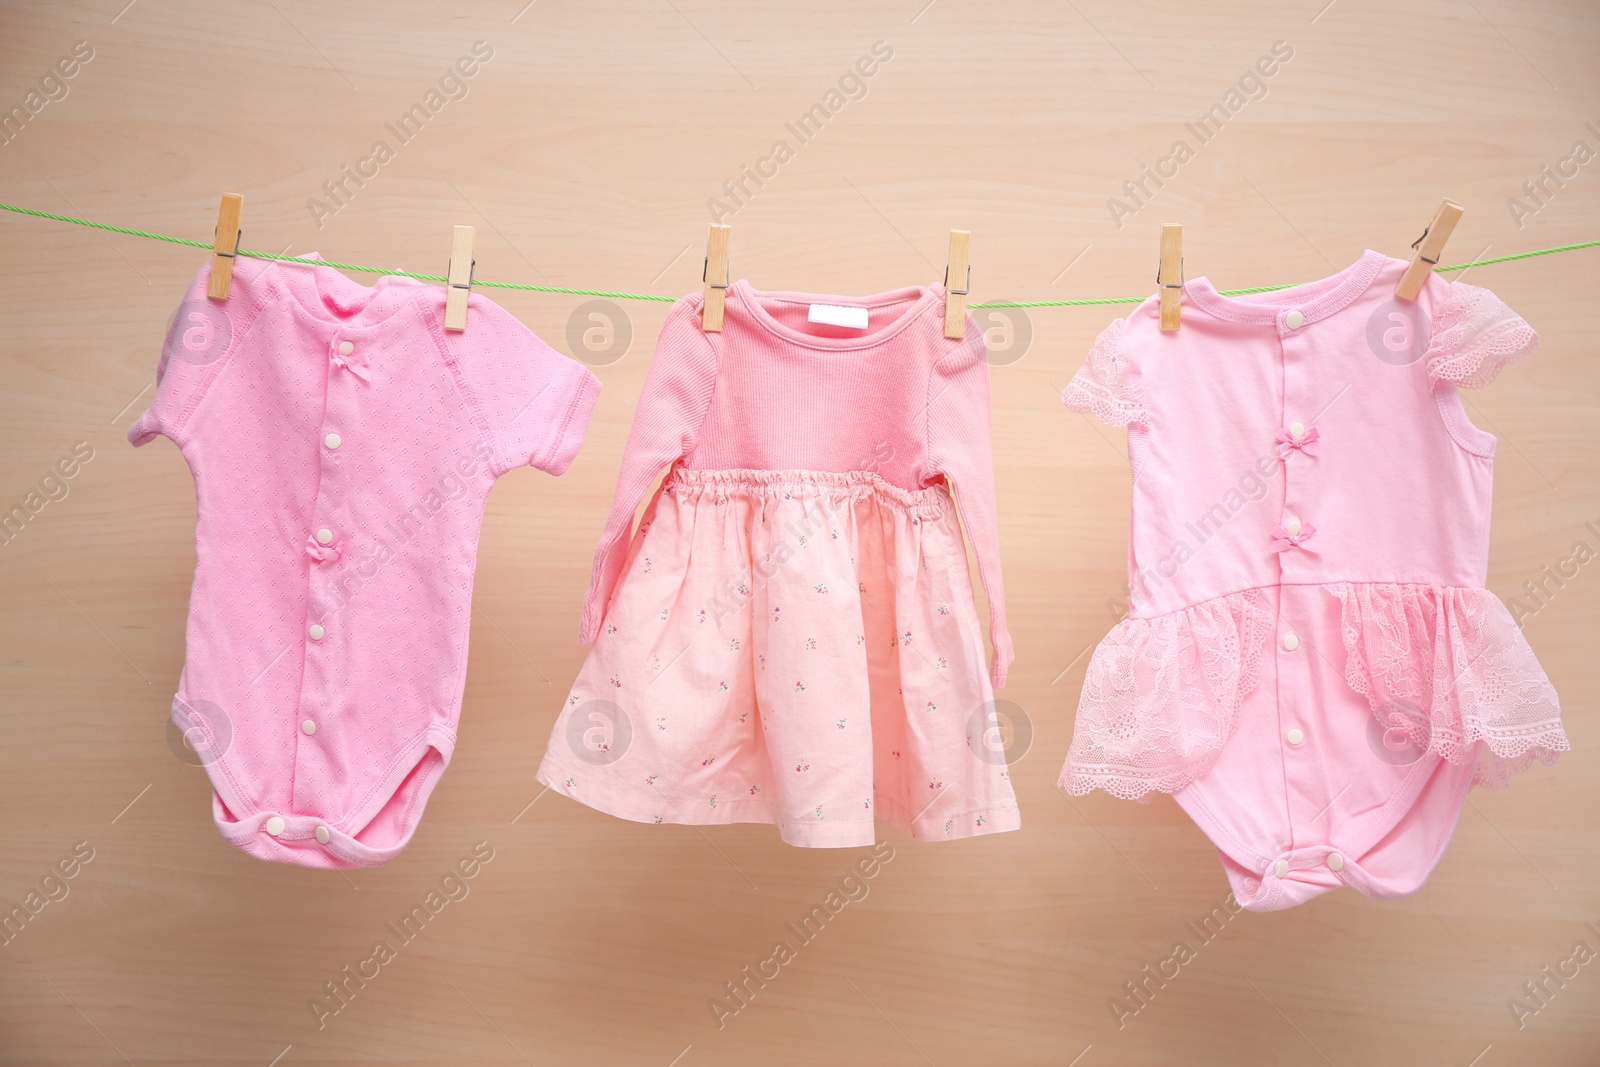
[536,467,1020,847]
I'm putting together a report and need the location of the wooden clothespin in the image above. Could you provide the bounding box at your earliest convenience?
[702,224,731,331]
[207,193,243,301]
[943,230,971,339]
[444,225,475,332]
[1158,223,1183,331]
[1396,199,1463,301]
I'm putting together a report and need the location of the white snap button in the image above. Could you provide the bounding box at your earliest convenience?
[338,341,354,356]
[1274,859,1288,878]
[1282,633,1299,652]
[315,825,331,844]
[325,432,341,450]
[1290,421,1306,438]
[316,528,333,545]
[301,719,317,735]
[1327,851,1345,871]
[1287,728,1304,746]
[309,623,325,640]
[265,816,286,836]
[1285,310,1305,329]
[1286,519,1302,537]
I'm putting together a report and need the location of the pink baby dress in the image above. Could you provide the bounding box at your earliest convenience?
[536,281,1018,847]
[131,255,600,867]
[1059,249,1567,910]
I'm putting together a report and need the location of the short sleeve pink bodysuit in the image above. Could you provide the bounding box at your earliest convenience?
[131,256,600,867]
[1060,249,1568,910]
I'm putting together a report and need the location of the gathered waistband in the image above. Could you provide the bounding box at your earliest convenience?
[663,467,949,517]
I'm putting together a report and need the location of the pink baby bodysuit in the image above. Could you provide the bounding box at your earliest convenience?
[537,281,1017,847]
[131,255,600,868]
[1060,249,1568,910]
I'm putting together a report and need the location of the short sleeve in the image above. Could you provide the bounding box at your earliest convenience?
[1061,316,1146,425]
[442,295,602,477]
[1423,280,1538,389]
[128,265,236,447]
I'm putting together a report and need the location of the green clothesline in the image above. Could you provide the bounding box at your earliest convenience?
[3,200,1595,309]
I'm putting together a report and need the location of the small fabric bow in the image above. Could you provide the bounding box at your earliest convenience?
[1269,523,1315,552]
[1276,425,1320,457]
[329,344,372,382]
[305,533,344,562]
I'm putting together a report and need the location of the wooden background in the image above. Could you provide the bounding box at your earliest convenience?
[1,1,1596,1063]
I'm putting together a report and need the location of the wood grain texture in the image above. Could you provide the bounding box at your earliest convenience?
[0,1,1596,1064]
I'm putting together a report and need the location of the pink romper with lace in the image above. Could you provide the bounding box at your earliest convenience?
[1060,249,1567,910]
[130,255,600,868]
[536,282,1018,847]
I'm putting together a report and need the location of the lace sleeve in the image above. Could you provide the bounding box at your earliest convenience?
[1061,317,1146,426]
[1424,281,1538,389]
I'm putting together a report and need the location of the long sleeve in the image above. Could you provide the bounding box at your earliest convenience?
[578,296,719,642]
[927,331,1013,688]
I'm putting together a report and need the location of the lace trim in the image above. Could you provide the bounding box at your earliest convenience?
[1425,281,1538,389]
[1061,589,1273,801]
[1329,582,1567,789]
[1061,317,1146,427]
[1063,582,1568,801]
